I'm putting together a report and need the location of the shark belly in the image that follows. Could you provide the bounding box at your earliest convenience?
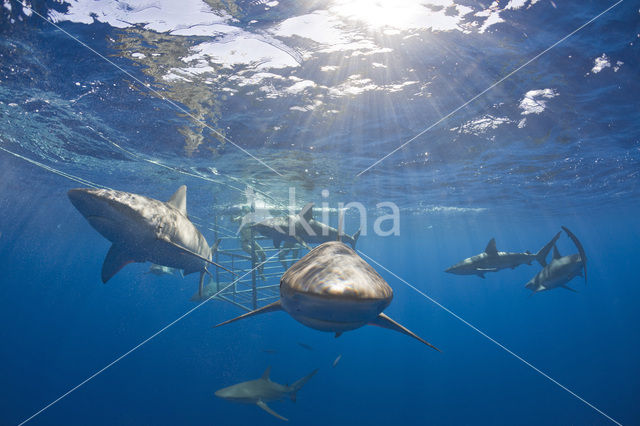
[281,291,390,332]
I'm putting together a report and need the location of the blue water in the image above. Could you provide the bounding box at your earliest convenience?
[1,0,639,424]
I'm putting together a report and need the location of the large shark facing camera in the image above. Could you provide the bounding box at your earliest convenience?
[68,185,230,297]
[215,241,438,350]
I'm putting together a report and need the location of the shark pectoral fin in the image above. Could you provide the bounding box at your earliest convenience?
[213,300,283,328]
[561,284,578,293]
[294,235,312,251]
[334,332,342,338]
[102,244,135,283]
[198,271,205,299]
[257,400,288,422]
[369,313,440,352]
[479,273,485,279]
[273,237,282,249]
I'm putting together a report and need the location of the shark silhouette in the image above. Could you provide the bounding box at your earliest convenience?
[215,366,317,421]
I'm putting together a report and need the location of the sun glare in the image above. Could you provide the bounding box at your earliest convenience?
[331,0,465,32]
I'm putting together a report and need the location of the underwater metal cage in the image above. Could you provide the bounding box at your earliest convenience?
[196,218,304,312]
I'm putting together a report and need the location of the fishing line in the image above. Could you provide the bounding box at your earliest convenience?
[0,143,110,190]
[87,125,292,212]
[17,249,284,426]
[87,126,290,232]
[0,139,239,239]
[357,250,622,426]
[12,0,283,177]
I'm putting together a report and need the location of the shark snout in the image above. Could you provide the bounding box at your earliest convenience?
[68,188,110,217]
[444,265,458,274]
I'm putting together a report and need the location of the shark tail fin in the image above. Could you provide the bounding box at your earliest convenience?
[534,231,562,267]
[562,226,587,285]
[349,229,361,249]
[368,313,440,352]
[289,369,318,402]
[213,300,283,328]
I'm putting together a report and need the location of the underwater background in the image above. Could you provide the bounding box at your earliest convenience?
[1,0,639,424]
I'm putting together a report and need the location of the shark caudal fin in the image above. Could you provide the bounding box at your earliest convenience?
[562,226,587,285]
[369,313,440,351]
[289,369,318,403]
[213,300,283,328]
[534,231,562,267]
[349,229,361,249]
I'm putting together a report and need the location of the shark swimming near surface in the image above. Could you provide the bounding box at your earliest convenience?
[215,241,438,350]
[68,185,232,298]
[525,226,587,294]
[445,232,562,278]
[215,366,318,421]
[252,203,361,250]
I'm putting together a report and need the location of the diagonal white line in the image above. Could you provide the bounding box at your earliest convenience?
[17,250,283,426]
[12,0,283,177]
[356,0,624,177]
[357,250,622,426]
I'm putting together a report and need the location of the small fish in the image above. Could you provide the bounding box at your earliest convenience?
[262,349,278,354]
[297,342,314,351]
[332,354,342,368]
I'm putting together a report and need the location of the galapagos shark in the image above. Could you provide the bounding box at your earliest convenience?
[525,226,587,294]
[445,232,562,279]
[215,366,317,421]
[68,186,232,297]
[215,241,438,351]
[252,203,361,250]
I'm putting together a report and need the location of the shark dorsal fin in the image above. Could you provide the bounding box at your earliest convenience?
[261,366,271,380]
[167,185,187,216]
[485,238,498,256]
[299,202,314,222]
[552,245,562,259]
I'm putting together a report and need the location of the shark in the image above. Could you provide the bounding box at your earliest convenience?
[68,185,231,297]
[252,203,361,250]
[525,226,587,294]
[147,264,184,277]
[215,366,317,422]
[215,241,438,351]
[445,232,562,278]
